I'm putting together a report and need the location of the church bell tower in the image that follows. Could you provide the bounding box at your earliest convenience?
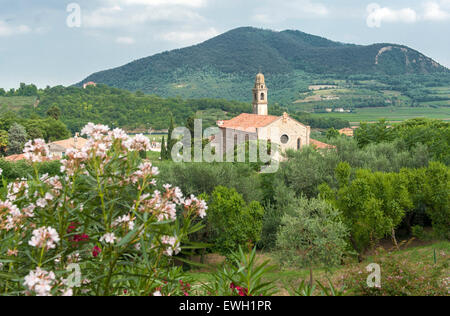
[252,73,268,116]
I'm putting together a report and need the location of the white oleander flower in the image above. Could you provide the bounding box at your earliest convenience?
[100,232,117,245]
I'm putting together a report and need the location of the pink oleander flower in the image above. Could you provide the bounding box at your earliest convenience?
[112,214,135,230]
[160,235,181,257]
[7,180,29,201]
[23,139,52,163]
[124,134,151,152]
[184,195,208,218]
[23,267,56,296]
[0,200,24,231]
[28,226,60,250]
[100,233,117,245]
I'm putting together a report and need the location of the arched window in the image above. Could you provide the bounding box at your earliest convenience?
[260,93,265,101]
[254,93,257,101]
[297,138,302,150]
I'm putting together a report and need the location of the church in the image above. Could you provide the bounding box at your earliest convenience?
[216,73,332,155]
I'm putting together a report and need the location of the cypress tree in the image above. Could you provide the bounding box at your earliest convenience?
[160,136,166,160]
[167,115,175,159]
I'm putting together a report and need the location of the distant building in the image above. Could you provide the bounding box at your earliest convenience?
[48,134,88,158]
[214,73,333,157]
[339,128,354,137]
[334,108,345,113]
[83,82,97,89]
[4,154,27,162]
[325,108,333,113]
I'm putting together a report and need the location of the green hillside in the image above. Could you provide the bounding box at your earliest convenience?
[78,27,449,103]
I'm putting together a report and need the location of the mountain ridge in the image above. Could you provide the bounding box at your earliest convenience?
[77,27,449,102]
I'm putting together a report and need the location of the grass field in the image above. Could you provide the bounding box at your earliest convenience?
[312,106,450,125]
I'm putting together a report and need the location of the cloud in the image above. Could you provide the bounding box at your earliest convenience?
[252,0,328,24]
[366,3,418,28]
[0,20,31,37]
[110,0,207,7]
[116,36,135,44]
[84,3,205,28]
[160,27,219,44]
[423,1,450,21]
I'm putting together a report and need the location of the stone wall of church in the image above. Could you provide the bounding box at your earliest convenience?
[257,117,310,152]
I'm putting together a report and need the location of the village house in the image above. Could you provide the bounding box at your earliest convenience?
[83,81,97,89]
[48,134,88,158]
[339,127,355,137]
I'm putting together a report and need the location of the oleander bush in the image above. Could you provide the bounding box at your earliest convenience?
[0,123,208,296]
[341,248,449,296]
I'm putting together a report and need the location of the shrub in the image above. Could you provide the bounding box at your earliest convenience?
[204,186,264,254]
[275,197,349,284]
[342,249,449,296]
[202,247,275,296]
[411,225,425,240]
[0,124,208,296]
[158,162,263,204]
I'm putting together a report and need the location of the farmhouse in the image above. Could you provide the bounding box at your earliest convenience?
[216,73,332,154]
[48,134,88,158]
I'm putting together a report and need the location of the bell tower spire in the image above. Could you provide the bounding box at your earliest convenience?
[252,72,268,116]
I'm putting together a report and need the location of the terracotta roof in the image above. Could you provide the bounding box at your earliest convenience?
[310,139,336,149]
[4,154,27,162]
[220,113,279,133]
[50,137,88,150]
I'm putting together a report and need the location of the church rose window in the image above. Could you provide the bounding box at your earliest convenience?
[281,134,289,144]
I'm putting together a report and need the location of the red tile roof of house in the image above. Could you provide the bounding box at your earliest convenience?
[219,113,280,133]
[310,139,336,149]
[4,154,27,162]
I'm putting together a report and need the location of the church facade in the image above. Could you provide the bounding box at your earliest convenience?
[216,73,331,156]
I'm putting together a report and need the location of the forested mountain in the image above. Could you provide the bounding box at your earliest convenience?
[78,27,449,102]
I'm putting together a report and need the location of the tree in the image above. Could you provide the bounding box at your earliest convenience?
[0,130,8,156]
[160,136,167,160]
[166,114,175,160]
[46,105,61,120]
[275,197,349,286]
[204,186,264,254]
[321,163,411,254]
[423,162,450,239]
[326,128,340,140]
[7,123,28,155]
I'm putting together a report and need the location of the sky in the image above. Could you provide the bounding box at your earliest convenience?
[0,0,449,89]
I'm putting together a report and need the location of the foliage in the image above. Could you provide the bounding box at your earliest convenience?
[0,159,61,185]
[27,85,251,132]
[355,118,450,165]
[204,186,264,254]
[201,246,275,296]
[0,123,208,296]
[275,197,349,271]
[0,130,8,155]
[423,162,450,239]
[0,112,70,150]
[158,162,263,204]
[321,163,413,253]
[286,279,345,296]
[342,248,449,296]
[7,123,28,155]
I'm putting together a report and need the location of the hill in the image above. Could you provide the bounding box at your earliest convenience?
[78,27,449,103]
